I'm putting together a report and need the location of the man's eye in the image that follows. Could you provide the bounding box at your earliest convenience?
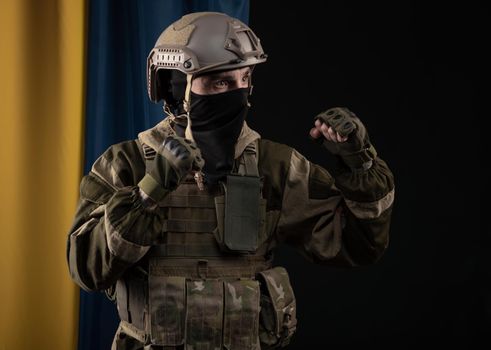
[214,80,228,88]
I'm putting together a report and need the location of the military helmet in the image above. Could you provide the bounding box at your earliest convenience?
[147,12,267,103]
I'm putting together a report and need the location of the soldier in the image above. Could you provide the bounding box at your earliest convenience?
[67,12,395,350]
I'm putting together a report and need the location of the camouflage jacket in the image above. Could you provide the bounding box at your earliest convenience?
[66,118,394,347]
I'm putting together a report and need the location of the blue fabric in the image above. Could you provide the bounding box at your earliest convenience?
[80,1,249,349]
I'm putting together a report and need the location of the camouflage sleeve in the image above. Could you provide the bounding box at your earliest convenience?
[275,149,395,267]
[66,141,165,291]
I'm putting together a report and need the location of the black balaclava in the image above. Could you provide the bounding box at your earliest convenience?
[167,70,249,184]
[189,88,249,184]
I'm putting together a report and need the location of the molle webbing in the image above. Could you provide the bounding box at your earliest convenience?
[149,238,222,257]
[146,141,263,258]
[158,193,215,208]
[116,139,274,346]
[149,256,272,279]
[161,219,217,233]
[149,178,225,257]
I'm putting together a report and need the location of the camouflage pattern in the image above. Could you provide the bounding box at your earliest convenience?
[186,279,224,349]
[257,267,296,347]
[149,276,186,346]
[67,118,395,349]
[223,280,261,350]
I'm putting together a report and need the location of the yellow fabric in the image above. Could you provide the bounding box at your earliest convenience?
[0,0,86,348]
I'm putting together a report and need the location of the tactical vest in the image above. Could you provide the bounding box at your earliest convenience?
[115,140,297,349]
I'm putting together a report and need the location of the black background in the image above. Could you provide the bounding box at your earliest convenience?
[248,1,487,348]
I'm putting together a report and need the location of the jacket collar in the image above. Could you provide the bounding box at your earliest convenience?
[138,118,261,159]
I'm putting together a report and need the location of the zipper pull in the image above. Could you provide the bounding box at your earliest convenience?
[194,171,205,191]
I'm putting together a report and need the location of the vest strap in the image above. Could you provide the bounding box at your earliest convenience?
[149,256,272,279]
[120,320,147,344]
[237,139,259,176]
[116,280,130,322]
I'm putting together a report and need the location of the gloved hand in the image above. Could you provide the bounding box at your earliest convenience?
[138,135,204,201]
[311,107,377,170]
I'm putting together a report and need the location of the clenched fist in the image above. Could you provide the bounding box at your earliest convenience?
[310,107,377,170]
[138,136,204,201]
[160,136,204,180]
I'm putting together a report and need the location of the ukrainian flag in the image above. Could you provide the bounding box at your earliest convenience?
[0,1,249,349]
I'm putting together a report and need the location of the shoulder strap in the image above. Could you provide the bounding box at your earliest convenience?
[237,139,259,177]
[141,136,260,179]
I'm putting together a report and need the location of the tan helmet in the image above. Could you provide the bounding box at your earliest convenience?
[147,12,267,104]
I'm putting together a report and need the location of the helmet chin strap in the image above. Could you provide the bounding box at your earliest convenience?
[184,73,195,141]
[182,73,205,189]
[247,74,253,107]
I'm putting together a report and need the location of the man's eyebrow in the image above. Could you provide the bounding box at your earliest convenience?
[203,69,251,81]
[205,72,235,80]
